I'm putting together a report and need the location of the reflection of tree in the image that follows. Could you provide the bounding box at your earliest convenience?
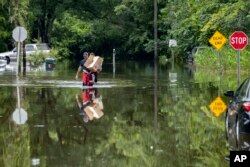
[0,66,233,167]
[28,88,89,160]
[2,87,90,166]
[0,87,30,167]
[0,87,16,124]
[2,125,30,167]
[95,116,156,167]
[159,82,228,167]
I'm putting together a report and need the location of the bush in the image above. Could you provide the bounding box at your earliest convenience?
[27,48,59,66]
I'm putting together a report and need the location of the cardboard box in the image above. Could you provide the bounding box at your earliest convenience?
[84,55,94,67]
[84,56,103,72]
[84,103,104,120]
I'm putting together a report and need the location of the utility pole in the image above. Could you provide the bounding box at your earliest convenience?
[113,48,116,78]
[154,0,158,60]
[153,0,158,146]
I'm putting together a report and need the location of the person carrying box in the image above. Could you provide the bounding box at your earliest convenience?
[75,52,94,86]
[76,52,103,86]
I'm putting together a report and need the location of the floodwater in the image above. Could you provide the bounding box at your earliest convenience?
[0,60,241,167]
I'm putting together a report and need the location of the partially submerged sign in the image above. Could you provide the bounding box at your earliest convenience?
[209,96,226,117]
[209,31,227,50]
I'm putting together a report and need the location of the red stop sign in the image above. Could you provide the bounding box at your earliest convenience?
[230,31,248,50]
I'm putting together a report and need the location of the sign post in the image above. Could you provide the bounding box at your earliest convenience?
[113,48,116,78]
[169,39,177,71]
[12,26,27,74]
[229,31,248,86]
[169,39,177,83]
[12,26,28,125]
[208,31,227,117]
[209,31,227,96]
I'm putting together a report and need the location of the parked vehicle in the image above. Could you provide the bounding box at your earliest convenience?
[0,43,50,62]
[224,77,250,150]
[0,55,7,72]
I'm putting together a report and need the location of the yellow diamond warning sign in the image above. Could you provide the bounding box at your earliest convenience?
[209,31,227,50]
[209,96,227,117]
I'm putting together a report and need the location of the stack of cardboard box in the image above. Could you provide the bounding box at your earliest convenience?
[84,55,104,72]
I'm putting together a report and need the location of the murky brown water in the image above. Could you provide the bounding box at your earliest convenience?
[0,61,235,167]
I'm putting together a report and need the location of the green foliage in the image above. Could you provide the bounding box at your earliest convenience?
[158,0,250,61]
[114,0,154,58]
[2,0,250,61]
[0,4,12,51]
[159,55,169,65]
[51,11,92,58]
[27,50,57,66]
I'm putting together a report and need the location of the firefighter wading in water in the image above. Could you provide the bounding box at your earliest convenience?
[75,52,97,86]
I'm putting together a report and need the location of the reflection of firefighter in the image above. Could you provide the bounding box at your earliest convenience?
[76,88,104,123]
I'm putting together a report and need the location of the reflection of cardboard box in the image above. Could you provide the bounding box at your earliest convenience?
[84,103,104,120]
[84,56,103,72]
[93,98,103,110]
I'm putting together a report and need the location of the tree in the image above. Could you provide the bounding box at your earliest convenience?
[0,4,11,51]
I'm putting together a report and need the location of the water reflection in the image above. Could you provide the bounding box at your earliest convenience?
[0,61,232,166]
[226,109,250,152]
[153,58,158,150]
[12,62,28,125]
[227,125,250,151]
[76,88,104,123]
[12,108,28,125]
[226,102,250,151]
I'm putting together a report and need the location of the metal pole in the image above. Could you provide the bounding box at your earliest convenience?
[113,48,116,77]
[218,51,222,96]
[17,30,21,110]
[172,49,174,72]
[237,50,240,87]
[153,0,158,148]
[154,56,158,145]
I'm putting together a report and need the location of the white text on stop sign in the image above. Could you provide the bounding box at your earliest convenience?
[231,37,247,44]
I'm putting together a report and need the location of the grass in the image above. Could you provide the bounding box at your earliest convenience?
[195,46,250,74]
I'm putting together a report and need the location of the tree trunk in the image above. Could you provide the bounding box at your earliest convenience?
[39,0,48,43]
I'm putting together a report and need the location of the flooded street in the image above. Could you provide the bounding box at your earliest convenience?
[0,61,234,167]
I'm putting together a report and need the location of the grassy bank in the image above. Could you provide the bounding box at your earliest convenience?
[195,46,250,74]
[195,46,250,93]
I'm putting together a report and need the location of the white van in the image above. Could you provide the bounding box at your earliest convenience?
[0,43,50,62]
